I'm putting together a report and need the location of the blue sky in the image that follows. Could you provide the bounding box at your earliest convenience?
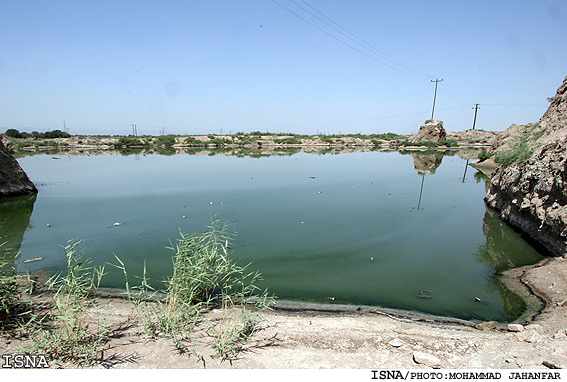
[1,1,566,136]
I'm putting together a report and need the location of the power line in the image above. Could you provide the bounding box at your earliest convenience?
[272,105,469,130]
[270,0,435,80]
[439,82,470,107]
[292,0,435,80]
[439,87,468,108]
[481,103,547,107]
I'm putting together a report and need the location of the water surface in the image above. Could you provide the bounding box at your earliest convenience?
[2,150,545,322]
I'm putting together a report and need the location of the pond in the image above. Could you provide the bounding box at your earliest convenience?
[1,149,545,322]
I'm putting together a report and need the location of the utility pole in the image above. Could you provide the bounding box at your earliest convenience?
[472,104,480,130]
[131,124,137,136]
[430,78,443,121]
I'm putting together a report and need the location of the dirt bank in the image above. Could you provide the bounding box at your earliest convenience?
[3,256,565,369]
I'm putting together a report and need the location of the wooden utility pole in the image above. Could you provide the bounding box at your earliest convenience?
[430,78,443,121]
[472,104,480,130]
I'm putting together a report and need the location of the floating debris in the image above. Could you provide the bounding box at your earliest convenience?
[46,224,51,228]
[23,257,43,264]
[182,216,186,219]
[113,222,123,226]
[327,297,335,301]
[309,176,315,179]
[370,257,374,262]
[417,290,432,299]
[475,297,482,302]
[316,191,322,194]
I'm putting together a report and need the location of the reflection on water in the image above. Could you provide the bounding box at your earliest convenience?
[410,152,443,211]
[411,152,443,175]
[474,209,546,320]
[0,193,36,265]
[3,149,546,322]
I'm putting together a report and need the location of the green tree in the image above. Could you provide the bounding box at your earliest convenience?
[4,129,22,138]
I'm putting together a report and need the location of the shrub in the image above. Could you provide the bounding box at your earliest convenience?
[274,137,302,144]
[439,139,458,147]
[495,142,533,166]
[494,133,533,166]
[209,138,232,145]
[369,132,406,141]
[477,150,494,162]
[156,135,176,147]
[115,136,145,147]
[400,140,438,147]
[184,137,203,145]
[42,130,71,139]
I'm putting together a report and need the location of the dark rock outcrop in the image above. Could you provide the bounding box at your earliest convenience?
[0,139,37,198]
[485,75,567,257]
[411,121,446,143]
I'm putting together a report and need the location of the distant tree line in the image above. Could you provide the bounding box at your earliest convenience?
[3,129,71,139]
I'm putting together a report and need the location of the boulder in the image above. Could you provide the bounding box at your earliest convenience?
[507,324,525,332]
[412,352,441,368]
[0,139,37,198]
[411,121,446,143]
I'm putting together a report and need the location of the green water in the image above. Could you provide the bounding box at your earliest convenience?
[1,150,544,322]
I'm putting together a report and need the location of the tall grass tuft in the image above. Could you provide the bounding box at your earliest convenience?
[0,243,19,328]
[30,239,108,364]
[114,218,276,358]
[167,219,236,308]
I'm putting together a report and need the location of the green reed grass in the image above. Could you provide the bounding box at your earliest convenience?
[2,220,274,364]
[29,239,109,364]
[0,242,19,326]
[112,218,275,358]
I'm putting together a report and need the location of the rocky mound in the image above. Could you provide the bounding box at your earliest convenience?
[411,120,446,143]
[0,138,37,198]
[485,75,567,257]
